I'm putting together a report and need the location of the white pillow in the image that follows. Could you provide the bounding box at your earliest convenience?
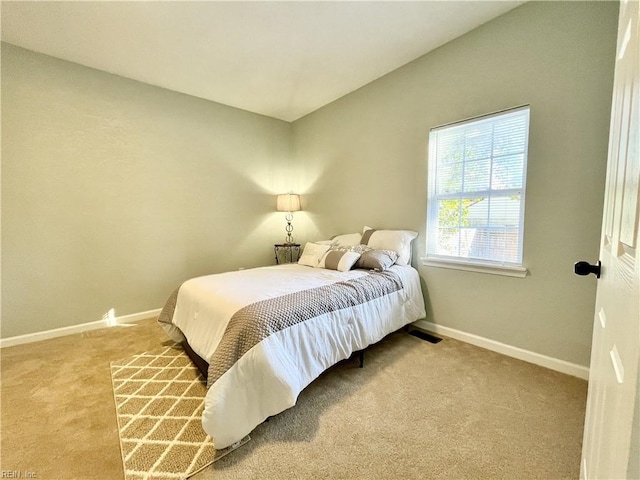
[298,242,331,267]
[314,240,337,246]
[361,226,417,266]
[331,232,362,246]
[317,250,361,272]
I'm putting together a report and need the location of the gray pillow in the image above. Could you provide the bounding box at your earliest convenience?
[325,245,397,271]
[356,249,398,271]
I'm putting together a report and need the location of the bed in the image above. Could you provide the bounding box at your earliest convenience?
[157,229,426,450]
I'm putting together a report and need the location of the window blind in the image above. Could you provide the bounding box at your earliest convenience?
[426,106,530,267]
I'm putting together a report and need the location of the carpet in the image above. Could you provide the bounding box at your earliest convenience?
[110,345,249,480]
[2,319,587,479]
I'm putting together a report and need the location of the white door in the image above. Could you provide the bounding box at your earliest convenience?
[580,1,640,479]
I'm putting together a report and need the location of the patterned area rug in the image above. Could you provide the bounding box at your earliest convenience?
[110,345,249,480]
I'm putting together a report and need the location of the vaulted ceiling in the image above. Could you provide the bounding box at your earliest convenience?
[1,1,524,121]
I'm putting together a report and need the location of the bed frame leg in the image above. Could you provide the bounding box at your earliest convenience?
[358,351,364,368]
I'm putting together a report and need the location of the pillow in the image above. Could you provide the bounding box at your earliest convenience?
[328,244,372,255]
[356,249,399,271]
[361,227,418,266]
[314,240,337,246]
[317,249,361,272]
[324,244,391,270]
[298,242,331,267]
[330,232,362,246]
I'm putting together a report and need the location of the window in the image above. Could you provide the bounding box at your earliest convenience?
[425,106,530,277]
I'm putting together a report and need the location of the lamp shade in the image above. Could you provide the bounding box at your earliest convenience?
[276,194,301,212]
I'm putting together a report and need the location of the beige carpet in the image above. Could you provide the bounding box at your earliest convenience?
[111,344,249,480]
[1,318,587,479]
[191,329,587,480]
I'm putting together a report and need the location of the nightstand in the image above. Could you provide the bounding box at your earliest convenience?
[274,243,301,264]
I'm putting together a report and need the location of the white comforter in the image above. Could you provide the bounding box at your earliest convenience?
[160,263,426,449]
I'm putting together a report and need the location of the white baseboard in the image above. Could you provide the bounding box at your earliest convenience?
[2,311,590,379]
[0,308,162,349]
[413,319,589,380]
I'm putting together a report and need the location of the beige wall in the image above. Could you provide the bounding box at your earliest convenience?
[1,44,293,338]
[292,1,618,366]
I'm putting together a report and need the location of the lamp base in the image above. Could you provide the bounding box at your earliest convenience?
[284,213,295,244]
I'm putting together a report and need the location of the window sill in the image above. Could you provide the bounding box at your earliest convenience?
[420,257,528,278]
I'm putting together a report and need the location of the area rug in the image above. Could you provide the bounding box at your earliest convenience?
[110,344,249,480]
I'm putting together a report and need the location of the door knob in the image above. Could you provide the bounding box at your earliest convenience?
[574,260,601,278]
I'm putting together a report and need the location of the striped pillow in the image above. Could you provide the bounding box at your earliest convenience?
[317,250,361,272]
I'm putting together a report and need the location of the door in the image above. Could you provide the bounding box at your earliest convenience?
[580,1,639,479]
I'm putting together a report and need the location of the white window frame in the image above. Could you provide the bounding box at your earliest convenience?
[422,105,530,278]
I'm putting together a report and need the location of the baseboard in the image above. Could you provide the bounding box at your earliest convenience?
[413,319,589,380]
[2,311,589,379]
[0,308,162,349]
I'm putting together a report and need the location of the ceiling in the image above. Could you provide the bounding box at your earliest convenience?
[1,1,524,122]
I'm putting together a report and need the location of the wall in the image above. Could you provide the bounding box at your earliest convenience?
[292,1,618,367]
[1,44,293,338]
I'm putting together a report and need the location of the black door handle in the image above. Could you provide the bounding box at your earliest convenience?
[574,260,601,278]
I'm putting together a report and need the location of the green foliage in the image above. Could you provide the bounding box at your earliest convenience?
[438,198,484,227]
